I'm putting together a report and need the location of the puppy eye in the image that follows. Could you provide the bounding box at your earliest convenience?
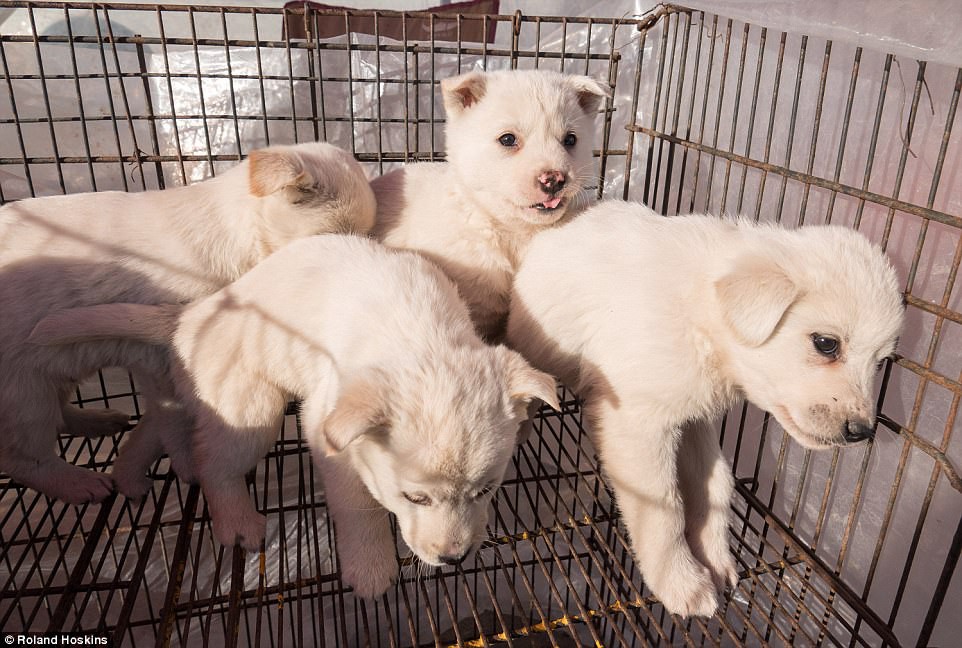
[473,484,496,500]
[562,132,577,147]
[811,334,840,358]
[403,492,432,506]
[498,133,517,147]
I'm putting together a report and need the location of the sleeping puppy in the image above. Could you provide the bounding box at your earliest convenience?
[30,235,558,598]
[0,142,375,504]
[373,69,609,339]
[506,201,904,617]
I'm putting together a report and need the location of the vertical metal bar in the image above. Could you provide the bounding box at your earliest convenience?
[187,6,215,176]
[752,31,787,221]
[718,22,749,215]
[62,5,97,192]
[27,5,66,193]
[734,26,766,214]
[155,484,201,648]
[773,34,808,223]
[823,47,863,224]
[0,37,36,196]
[702,18,733,211]
[154,7,188,185]
[795,39,832,225]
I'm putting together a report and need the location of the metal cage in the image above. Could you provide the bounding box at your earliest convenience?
[0,3,959,646]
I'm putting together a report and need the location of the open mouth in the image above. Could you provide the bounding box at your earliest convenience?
[529,196,565,211]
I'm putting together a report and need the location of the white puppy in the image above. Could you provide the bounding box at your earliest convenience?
[373,69,608,339]
[506,201,904,617]
[0,142,376,504]
[30,235,558,598]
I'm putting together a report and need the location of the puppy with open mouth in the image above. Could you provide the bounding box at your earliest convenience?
[30,235,558,597]
[372,69,609,340]
[507,201,905,617]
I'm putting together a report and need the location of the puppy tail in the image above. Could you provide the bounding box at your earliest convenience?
[28,303,181,346]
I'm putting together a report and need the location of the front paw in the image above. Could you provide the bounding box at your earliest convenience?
[337,527,398,598]
[687,517,739,593]
[112,455,152,500]
[647,553,719,618]
[212,508,266,552]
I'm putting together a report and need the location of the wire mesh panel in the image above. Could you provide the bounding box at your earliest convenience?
[0,2,959,647]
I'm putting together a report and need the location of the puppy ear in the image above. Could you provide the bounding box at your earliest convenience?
[322,372,390,456]
[568,75,609,115]
[715,256,799,347]
[247,146,313,198]
[499,348,560,414]
[441,71,487,116]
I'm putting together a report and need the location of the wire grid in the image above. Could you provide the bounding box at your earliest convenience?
[0,2,959,646]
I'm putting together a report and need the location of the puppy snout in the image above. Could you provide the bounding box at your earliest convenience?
[537,170,566,195]
[843,419,875,443]
[438,549,471,566]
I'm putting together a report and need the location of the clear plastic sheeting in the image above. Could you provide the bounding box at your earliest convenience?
[681,0,962,67]
[0,3,960,646]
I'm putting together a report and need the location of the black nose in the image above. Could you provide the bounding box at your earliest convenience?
[438,550,470,566]
[537,170,566,195]
[843,420,875,443]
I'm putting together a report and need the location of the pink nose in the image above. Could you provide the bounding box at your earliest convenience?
[537,170,566,195]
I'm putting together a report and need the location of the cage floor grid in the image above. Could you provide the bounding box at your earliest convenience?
[0,390,895,647]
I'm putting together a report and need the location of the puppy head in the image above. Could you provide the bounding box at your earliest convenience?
[442,69,608,228]
[716,226,904,449]
[322,346,557,566]
[247,142,376,252]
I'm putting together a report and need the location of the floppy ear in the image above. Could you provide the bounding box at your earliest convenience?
[441,71,487,116]
[499,347,560,415]
[715,256,799,347]
[322,372,390,456]
[567,75,610,115]
[247,146,313,198]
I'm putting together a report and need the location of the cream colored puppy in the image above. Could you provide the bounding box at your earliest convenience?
[373,69,608,339]
[31,235,558,598]
[0,142,375,504]
[507,201,904,618]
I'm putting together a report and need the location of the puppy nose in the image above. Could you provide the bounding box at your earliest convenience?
[843,420,875,443]
[537,170,566,195]
[438,550,470,566]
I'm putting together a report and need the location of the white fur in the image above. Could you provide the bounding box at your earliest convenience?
[506,201,904,617]
[372,69,608,339]
[0,142,376,504]
[30,235,558,598]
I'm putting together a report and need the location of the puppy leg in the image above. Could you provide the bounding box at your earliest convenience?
[61,404,131,437]
[678,419,738,594]
[591,401,718,618]
[112,370,194,497]
[0,382,113,504]
[318,454,398,598]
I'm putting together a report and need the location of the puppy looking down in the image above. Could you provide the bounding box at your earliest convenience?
[507,201,904,617]
[0,142,375,504]
[373,69,609,339]
[31,235,558,598]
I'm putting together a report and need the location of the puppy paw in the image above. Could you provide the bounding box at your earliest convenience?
[705,542,739,594]
[337,525,398,598]
[648,556,719,618]
[63,408,132,437]
[166,446,197,484]
[112,457,152,500]
[56,466,115,505]
[340,545,398,599]
[687,517,739,594]
[212,509,266,552]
